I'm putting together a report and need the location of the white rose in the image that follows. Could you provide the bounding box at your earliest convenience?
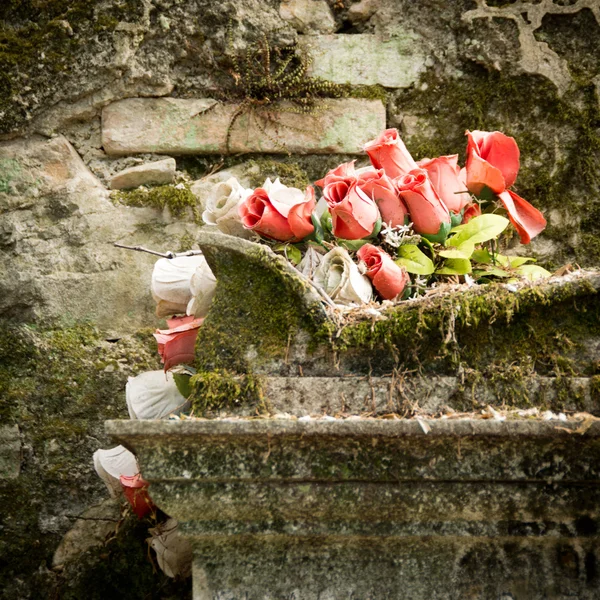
[146,518,192,578]
[313,247,373,306]
[202,177,253,238]
[126,370,189,420]
[186,254,217,318]
[93,445,139,497]
[151,254,212,317]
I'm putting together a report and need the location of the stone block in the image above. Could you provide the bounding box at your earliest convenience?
[109,158,176,190]
[101,98,386,155]
[0,425,21,479]
[300,33,427,87]
[279,0,336,34]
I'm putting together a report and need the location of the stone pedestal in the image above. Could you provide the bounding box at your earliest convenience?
[107,418,600,600]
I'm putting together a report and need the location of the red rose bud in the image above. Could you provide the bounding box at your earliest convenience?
[462,202,482,224]
[498,189,547,244]
[364,128,418,179]
[418,155,470,214]
[358,169,409,227]
[465,130,520,196]
[357,244,410,300]
[153,317,203,372]
[395,169,451,242]
[120,474,155,519]
[315,160,358,188]
[239,180,315,242]
[323,179,380,240]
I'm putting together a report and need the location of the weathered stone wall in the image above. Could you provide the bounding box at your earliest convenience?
[1,0,599,598]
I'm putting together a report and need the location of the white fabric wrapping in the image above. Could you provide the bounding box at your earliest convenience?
[151,255,207,307]
[147,518,192,578]
[125,370,189,420]
[186,255,217,318]
[93,446,138,497]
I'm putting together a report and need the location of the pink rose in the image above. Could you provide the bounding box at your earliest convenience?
[153,316,203,372]
[465,130,520,196]
[315,160,359,188]
[498,190,547,245]
[395,169,451,241]
[120,474,154,519]
[239,179,315,242]
[323,179,380,240]
[364,128,418,179]
[357,244,409,300]
[418,155,470,214]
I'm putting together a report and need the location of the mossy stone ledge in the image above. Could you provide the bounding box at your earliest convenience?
[191,231,600,416]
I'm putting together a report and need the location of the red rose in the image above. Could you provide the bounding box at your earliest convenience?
[498,190,547,244]
[239,179,315,242]
[465,130,546,243]
[120,474,155,519]
[418,155,470,214]
[465,130,520,196]
[357,244,409,300]
[358,169,408,227]
[462,202,481,224]
[153,316,203,372]
[395,169,451,241]
[364,128,418,179]
[323,179,380,240]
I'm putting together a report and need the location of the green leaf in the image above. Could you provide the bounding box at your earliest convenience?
[436,258,472,275]
[307,211,324,244]
[274,244,302,265]
[508,256,535,268]
[438,243,474,260]
[337,238,370,252]
[515,264,551,281]
[480,265,511,278]
[447,214,509,248]
[471,248,493,264]
[320,210,333,235]
[395,245,435,275]
[368,216,382,239]
[449,224,467,234]
[173,373,192,398]
[422,220,452,244]
[450,211,463,228]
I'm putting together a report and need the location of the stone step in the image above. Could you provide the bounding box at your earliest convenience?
[101,98,385,156]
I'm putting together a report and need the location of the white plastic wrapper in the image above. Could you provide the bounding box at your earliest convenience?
[93,445,139,497]
[314,247,373,305]
[147,518,192,578]
[126,370,189,420]
[202,177,253,238]
[151,255,208,311]
[186,255,217,318]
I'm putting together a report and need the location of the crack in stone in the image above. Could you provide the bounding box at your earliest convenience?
[462,0,600,95]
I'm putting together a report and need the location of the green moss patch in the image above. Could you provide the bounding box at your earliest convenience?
[114,184,202,223]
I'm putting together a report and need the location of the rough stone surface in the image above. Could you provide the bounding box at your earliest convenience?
[0,425,21,479]
[301,33,427,87]
[0,135,202,334]
[102,98,386,155]
[52,498,120,567]
[109,157,176,190]
[279,0,336,34]
[108,418,600,599]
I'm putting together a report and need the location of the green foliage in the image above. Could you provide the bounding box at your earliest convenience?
[395,245,435,275]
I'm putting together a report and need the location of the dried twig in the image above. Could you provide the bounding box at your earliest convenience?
[113,243,203,259]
